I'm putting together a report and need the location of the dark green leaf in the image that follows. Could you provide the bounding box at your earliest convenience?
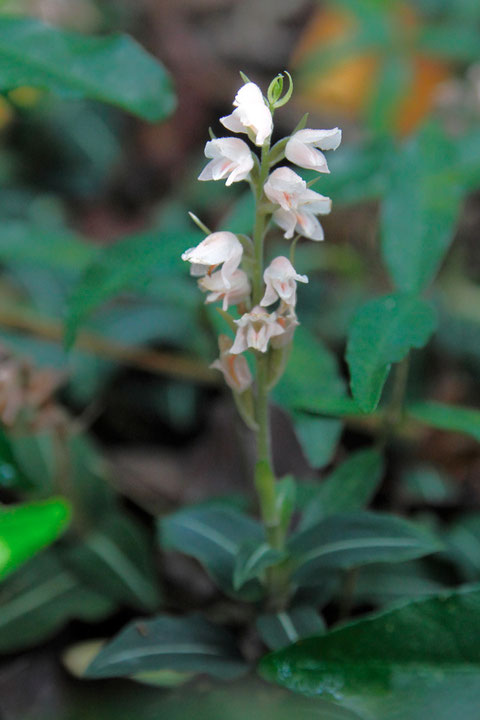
[260,585,480,720]
[0,498,71,580]
[0,427,30,490]
[446,514,480,581]
[85,614,248,680]
[233,541,286,591]
[160,505,264,599]
[346,293,437,412]
[408,401,480,442]
[400,464,457,504]
[257,606,325,650]
[64,514,161,611]
[300,449,384,530]
[0,551,114,652]
[0,17,176,120]
[289,511,441,586]
[292,414,343,469]
[381,124,463,293]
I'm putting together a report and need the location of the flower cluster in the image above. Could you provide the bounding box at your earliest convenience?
[181,77,341,399]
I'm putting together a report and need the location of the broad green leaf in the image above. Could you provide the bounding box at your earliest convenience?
[233,541,286,591]
[300,449,384,530]
[346,293,437,412]
[85,614,248,680]
[289,511,441,586]
[0,221,96,273]
[0,498,71,580]
[257,606,325,650]
[63,514,161,611]
[408,401,480,442]
[65,226,201,347]
[260,585,480,720]
[292,414,342,469]
[381,124,463,293]
[0,551,115,652]
[160,505,264,599]
[446,514,480,581]
[0,17,176,120]
[274,326,346,413]
[305,396,365,418]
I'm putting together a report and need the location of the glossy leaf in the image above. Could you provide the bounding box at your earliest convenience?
[63,514,161,611]
[0,498,71,580]
[85,614,248,680]
[233,541,286,591]
[260,585,480,720]
[346,293,437,412]
[0,17,176,121]
[300,449,384,530]
[160,505,264,598]
[0,551,114,652]
[257,606,325,650]
[289,511,441,586]
[408,401,480,442]
[381,124,463,293]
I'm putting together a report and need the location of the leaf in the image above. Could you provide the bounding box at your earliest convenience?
[85,614,248,680]
[0,17,176,121]
[400,464,457,504]
[354,559,451,606]
[0,551,115,652]
[0,427,30,490]
[274,326,346,413]
[160,505,264,599]
[446,514,480,581]
[260,585,480,720]
[418,23,480,62]
[408,401,480,443]
[292,414,343,469]
[63,514,161,611]
[289,511,441,586]
[257,606,325,650]
[381,124,463,293]
[0,498,71,580]
[233,541,286,591]
[346,293,437,412]
[65,226,201,346]
[300,449,384,530]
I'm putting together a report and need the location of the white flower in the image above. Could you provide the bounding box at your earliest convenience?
[264,167,331,241]
[211,335,253,393]
[221,82,273,147]
[230,306,285,354]
[270,307,299,349]
[181,231,243,288]
[285,128,342,173]
[198,138,254,186]
[261,256,308,308]
[198,268,251,311]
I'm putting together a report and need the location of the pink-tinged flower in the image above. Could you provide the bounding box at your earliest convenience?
[285,128,342,173]
[261,256,308,308]
[210,335,253,393]
[198,138,254,186]
[221,82,273,147]
[198,268,251,311]
[181,231,243,288]
[264,167,332,241]
[270,308,299,349]
[230,306,285,354]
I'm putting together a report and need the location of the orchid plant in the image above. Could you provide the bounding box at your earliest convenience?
[181,73,341,606]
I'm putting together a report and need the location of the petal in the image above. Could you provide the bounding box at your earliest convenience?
[296,211,325,241]
[220,110,247,135]
[285,137,329,173]
[272,208,297,239]
[293,127,342,150]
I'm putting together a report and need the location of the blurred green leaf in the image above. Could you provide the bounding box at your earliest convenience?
[0,550,115,652]
[408,401,480,442]
[260,585,480,720]
[0,16,176,120]
[446,514,480,581]
[289,511,441,586]
[64,514,161,611]
[354,559,451,606]
[160,505,264,599]
[85,614,248,680]
[0,426,30,490]
[381,124,463,293]
[0,497,70,580]
[400,464,457,504]
[233,541,286,591]
[346,293,437,412]
[292,414,342,469]
[365,53,412,134]
[257,606,325,651]
[418,23,480,61]
[300,449,384,530]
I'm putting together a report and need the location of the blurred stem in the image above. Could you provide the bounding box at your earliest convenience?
[379,354,410,449]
